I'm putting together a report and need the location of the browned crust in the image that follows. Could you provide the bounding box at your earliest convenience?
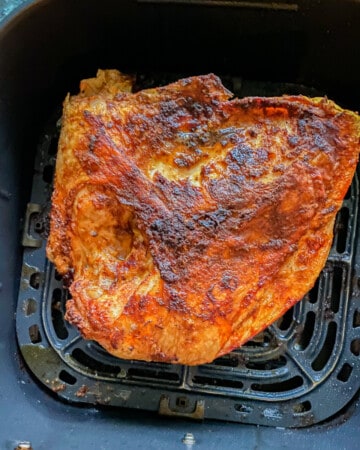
[47,70,360,365]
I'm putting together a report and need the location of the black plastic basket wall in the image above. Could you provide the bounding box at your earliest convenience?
[16,76,360,428]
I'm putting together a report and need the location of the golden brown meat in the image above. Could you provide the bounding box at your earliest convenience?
[47,69,360,365]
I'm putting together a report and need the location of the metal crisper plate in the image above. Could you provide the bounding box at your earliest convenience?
[16,76,360,428]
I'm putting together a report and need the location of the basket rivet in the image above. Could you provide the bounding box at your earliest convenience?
[15,443,33,450]
[182,433,196,446]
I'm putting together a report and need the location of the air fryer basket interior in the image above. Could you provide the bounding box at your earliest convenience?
[1,1,360,449]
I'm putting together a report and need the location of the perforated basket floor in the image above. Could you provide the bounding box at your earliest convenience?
[16,76,360,428]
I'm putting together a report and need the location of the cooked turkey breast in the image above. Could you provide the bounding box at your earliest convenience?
[47,69,360,365]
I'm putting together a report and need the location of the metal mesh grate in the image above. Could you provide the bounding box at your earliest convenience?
[16,76,360,427]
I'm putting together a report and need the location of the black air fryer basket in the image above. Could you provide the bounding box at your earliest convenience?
[1,1,360,449]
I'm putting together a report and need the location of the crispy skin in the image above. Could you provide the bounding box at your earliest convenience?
[47,69,360,365]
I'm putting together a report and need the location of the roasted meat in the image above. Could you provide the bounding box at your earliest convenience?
[47,69,360,365]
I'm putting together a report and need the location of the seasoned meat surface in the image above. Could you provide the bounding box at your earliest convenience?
[47,69,360,365]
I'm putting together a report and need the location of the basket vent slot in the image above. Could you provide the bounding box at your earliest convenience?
[293,400,311,415]
[251,375,303,393]
[29,272,41,290]
[336,207,349,253]
[330,266,343,313]
[212,355,239,367]
[337,363,353,382]
[353,309,360,328]
[127,367,180,382]
[192,376,243,389]
[308,279,319,303]
[350,338,360,356]
[311,322,337,371]
[29,324,42,344]
[245,356,287,371]
[59,370,76,385]
[295,311,315,350]
[43,165,54,184]
[54,270,62,281]
[277,307,293,331]
[242,331,271,348]
[51,288,69,340]
[72,348,121,377]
